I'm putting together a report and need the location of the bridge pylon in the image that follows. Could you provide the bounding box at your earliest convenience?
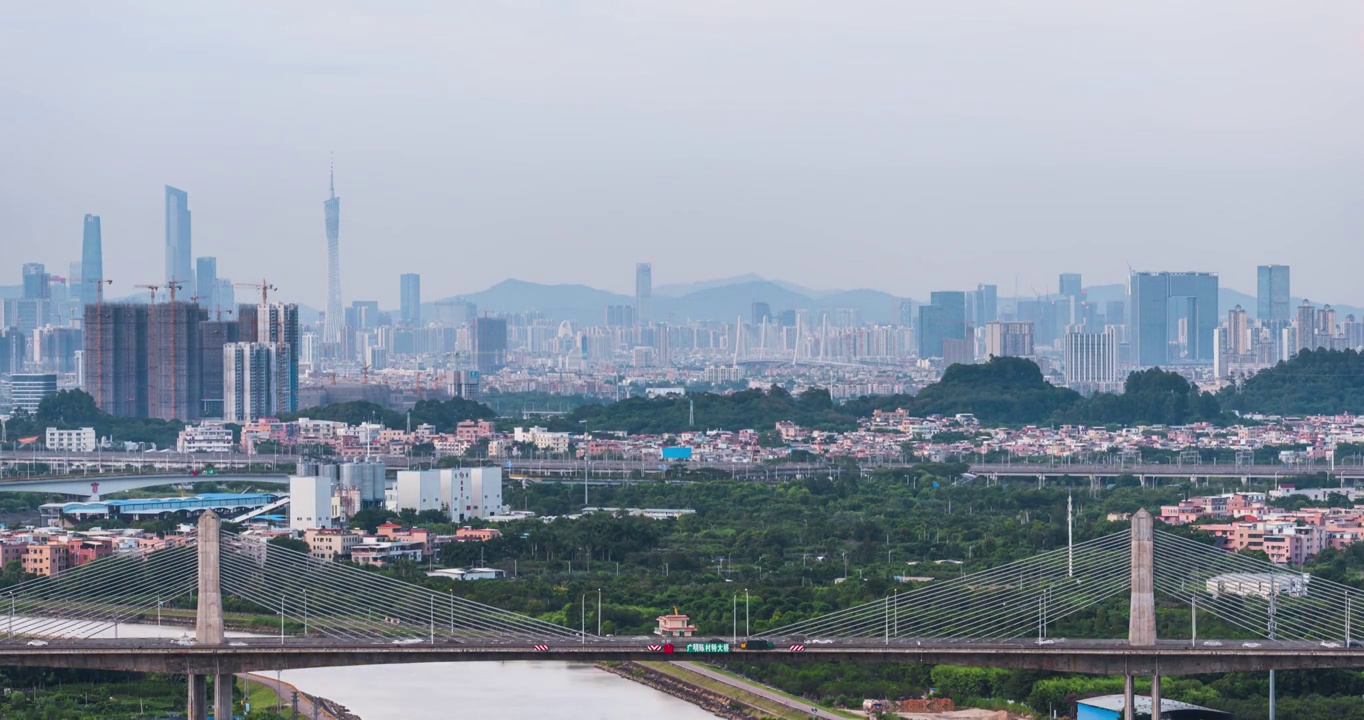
[189,511,231,720]
[1128,508,1155,646]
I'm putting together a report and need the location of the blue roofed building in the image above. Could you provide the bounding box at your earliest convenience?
[1077,695,1232,720]
[42,494,278,525]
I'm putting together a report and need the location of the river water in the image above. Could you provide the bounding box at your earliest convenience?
[58,620,714,719]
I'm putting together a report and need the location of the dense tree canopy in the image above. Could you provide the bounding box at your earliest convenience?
[285,396,495,432]
[1220,349,1364,416]
[1,390,185,449]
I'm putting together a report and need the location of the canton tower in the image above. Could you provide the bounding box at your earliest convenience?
[323,160,342,343]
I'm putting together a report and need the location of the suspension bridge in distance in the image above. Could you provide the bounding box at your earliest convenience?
[4,510,1364,720]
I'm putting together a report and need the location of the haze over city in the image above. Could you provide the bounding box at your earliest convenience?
[4,1,1364,307]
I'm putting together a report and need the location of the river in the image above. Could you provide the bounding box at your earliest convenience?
[53,620,716,719]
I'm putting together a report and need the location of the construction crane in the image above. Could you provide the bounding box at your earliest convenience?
[235,279,276,307]
[84,278,113,407]
[165,281,186,418]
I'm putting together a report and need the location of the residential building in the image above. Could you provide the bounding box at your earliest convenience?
[304,528,360,561]
[350,539,424,567]
[45,427,96,452]
[23,542,70,577]
[177,422,233,453]
[983,321,1034,358]
[223,342,280,423]
[256,303,299,413]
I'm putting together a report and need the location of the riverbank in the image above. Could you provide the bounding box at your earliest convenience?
[596,661,758,719]
[239,673,360,720]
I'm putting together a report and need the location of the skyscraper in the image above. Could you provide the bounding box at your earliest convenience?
[164,186,193,297]
[196,257,218,313]
[918,291,967,359]
[1256,265,1290,323]
[400,273,421,327]
[1058,273,1083,299]
[1129,272,1219,366]
[471,317,508,373]
[635,263,652,325]
[324,165,343,344]
[972,284,998,326]
[80,214,103,307]
[22,263,50,299]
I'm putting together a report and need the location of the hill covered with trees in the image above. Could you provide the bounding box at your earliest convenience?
[1220,349,1364,416]
[563,357,1225,432]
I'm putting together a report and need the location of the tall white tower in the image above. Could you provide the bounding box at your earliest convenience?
[323,161,343,344]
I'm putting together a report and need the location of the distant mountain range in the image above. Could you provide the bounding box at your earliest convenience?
[428,277,906,326]
[430,277,1364,326]
[5,276,1359,328]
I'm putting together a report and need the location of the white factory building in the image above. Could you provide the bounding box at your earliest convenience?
[394,467,503,522]
[289,475,336,532]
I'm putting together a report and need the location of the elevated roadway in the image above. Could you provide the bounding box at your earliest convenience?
[2,637,1362,676]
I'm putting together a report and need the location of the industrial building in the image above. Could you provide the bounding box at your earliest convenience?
[394,467,503,522]
[1076,695,1230,720]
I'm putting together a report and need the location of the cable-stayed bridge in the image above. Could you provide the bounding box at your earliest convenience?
[4,510,1364,719]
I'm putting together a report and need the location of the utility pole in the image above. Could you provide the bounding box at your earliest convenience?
[1067,493,1074,578]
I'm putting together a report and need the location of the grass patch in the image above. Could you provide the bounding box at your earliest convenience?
[699,663,861,719]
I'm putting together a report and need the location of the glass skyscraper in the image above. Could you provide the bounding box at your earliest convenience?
[80,214,103,307]
[400,273,421,326]
[1129,271,1219,366]
[165,186,193,297]
[1256,265,1290,324]
[918,291,967,358]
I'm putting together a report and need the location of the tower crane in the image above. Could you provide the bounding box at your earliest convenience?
[164,281,185,418]
[235,279,276,307]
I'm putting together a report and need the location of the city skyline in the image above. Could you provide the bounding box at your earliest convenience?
[3,3,1363,307]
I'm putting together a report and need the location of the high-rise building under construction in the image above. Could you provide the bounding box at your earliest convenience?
[83,301,204,420]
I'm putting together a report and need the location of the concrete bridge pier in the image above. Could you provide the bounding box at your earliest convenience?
[187,674,207,720]
[1151,674,1162,719]
[1122,674,1134,720]
[190,511,231,720]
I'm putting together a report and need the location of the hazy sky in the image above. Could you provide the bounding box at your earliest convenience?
[2,1,1362,307]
